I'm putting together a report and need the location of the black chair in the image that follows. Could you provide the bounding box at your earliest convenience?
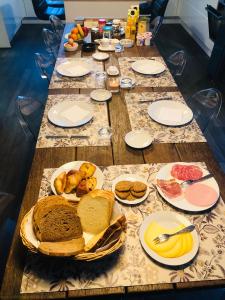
[32,0,65,20]
[140,0,170,21]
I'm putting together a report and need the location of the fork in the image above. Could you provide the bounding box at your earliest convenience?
[153,224,195,244]
[180,173,213,188]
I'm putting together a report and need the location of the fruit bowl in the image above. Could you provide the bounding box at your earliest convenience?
[64,42,79,52]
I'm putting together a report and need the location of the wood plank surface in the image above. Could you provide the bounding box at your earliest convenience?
[1,23,224,299]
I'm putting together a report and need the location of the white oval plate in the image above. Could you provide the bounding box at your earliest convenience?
[56,61,91,77]
[90,89,112,102]
[132,59,166,75]
[112,174,150,205]
[156,162,220,212]
[50,161,104,201]
[92,52,109,61]
[48,100,93,127]
[125,130,153,149]
[139,211,199,266]
[106,66,119,76]
[98,45,115,52]
[148,101,193,126]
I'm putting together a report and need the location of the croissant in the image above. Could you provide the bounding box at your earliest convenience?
[64,170,84,193]
[54,172,67,194]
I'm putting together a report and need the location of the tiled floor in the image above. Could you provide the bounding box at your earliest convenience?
[0,23,224,298]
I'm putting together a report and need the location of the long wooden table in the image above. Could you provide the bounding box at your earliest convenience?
[1,24,225,299]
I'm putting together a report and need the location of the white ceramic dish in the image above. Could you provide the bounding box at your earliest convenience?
[148,101,193,126]
[155,162,220,212]
[139,211,199,266]
[106,66,119,76]
[132,59,166,75]
[90,89,112,102]
[50,161,104,201]
[112,174,150,205]
[48,101,93,127]
[56,61,91,77]
[98,45,115,52]
[92,52,109,61]
[64,42,78,52]
[120,39,134,48]
[125,130,153,149]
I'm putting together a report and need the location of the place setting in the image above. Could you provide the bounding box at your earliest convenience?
[36,94,111,148]
[124,92,206,144]
[118,56,177,87]
[49,57,104,89]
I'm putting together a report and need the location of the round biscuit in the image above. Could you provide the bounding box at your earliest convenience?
[115,181,133,192]
[131,189,146,198]
[115,190,130,199]
[131,181,147,193]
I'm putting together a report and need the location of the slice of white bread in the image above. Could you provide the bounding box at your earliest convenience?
[77,190,115,234]
[38,237,85,256]
[33,196,83,242]
[87,190,115,218]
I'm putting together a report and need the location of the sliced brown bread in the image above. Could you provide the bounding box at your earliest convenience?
[33,196,83,242]
[77,191,114,234]
[38,237,85,256]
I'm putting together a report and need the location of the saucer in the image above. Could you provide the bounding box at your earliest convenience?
[98,45,115,52]
[106,66,119,76]
[90,89,112,102]
[125,130,153,149]
[92,52,109,61]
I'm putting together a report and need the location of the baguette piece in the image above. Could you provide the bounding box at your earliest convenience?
[39,237,85,256]
[77,191,114,234]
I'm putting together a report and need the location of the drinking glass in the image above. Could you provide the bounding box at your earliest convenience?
[95,71,107,89]
[98,126,112,139]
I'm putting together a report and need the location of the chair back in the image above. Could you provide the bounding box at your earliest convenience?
[49,15,64,41]
[42,28,59,58]
[151,0,170,21]
[167,50,187,76]
[16,96,43,139]
[150,16,163,41]
[187,88,223,132]
[34,52,53,82]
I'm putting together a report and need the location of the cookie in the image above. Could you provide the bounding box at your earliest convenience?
[131,181,147,193]
[115,190,130,199]
[131,189,146,198]
[126,193,137,201]
[115,181,133,192]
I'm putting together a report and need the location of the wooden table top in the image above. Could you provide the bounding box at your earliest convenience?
[1,24,225,299]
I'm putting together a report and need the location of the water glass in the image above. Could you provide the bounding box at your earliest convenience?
[98,126,112,139]
[120,77,133,89]
[95,71,107,89]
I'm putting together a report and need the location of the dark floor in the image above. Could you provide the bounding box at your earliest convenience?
[0,23,224,299]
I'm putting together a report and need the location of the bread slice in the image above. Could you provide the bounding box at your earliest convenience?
[77,194,111,234]
[33,196,83,242]
[39,237,85,256]
[87,190,115,217]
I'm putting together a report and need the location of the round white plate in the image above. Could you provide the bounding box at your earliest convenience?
[148,101,193,126]
[50,161,104,201]
[48,100,93,127]
[90,89,112,102]
[98,45,115,52]
[156,162,220,212]
[106,66,119,76]
[56,61,91,77]
[94,39,119,45]
[139,211,199,266]
[92,52,109,61]
[125,130,153,149]
[132,59,166,75]
[112,174,150,205]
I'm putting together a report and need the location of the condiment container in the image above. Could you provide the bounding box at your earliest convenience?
[91,27,100,42]
[98,18,106,33]
[107,77,120,93]
[103,26,113,39]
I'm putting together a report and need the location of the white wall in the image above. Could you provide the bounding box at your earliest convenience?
[178,0,218,55]
[22,0,36,17]
[165,0,179,16]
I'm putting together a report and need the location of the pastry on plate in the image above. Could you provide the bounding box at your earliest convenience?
[79,162,96,178]
[54,172,67,194]
[76,177,97,197]
[130,181,147,198]
[64,170,85,193]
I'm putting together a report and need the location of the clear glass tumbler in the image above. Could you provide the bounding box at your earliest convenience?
[95,71,107,89]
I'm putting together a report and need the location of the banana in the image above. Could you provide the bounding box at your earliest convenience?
[77,24,84,37]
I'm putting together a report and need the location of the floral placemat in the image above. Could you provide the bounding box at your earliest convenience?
[36,94,110,148]
[125,92,206,143]
[49,57,103,89]
[21,163,225,294]
[118,57,177,87]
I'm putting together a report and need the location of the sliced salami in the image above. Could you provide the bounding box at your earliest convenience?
[171,164,203,181]
[157,179,182,199]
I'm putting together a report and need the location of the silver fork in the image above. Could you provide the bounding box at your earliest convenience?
[180,173,213,188]
[153,224,195,244]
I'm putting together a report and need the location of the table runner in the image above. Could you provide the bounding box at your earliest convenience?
[118,57,177,87]
[21,163,225,294]
[36,94,110,148]
[125,92,206,143]
[49,56,104,89]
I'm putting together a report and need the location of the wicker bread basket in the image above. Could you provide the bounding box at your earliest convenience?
[20,194,126,261]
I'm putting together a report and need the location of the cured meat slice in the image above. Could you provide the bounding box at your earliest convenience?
[157,179,182,198]
[184,183,218,207]
[171,164,203,181]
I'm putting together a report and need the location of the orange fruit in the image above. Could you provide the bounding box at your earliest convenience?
[71,27,78,34]
[71,33,77,40]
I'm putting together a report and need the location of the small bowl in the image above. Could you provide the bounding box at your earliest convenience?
[82,42,96,52]
[64,42,78,52]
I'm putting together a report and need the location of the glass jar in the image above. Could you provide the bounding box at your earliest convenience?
[107,76,120,93]
[112,24,120,39]
[98,18,106,33]
[95,71,107,89]
[103,26,113,39]
[91,27,100,42]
